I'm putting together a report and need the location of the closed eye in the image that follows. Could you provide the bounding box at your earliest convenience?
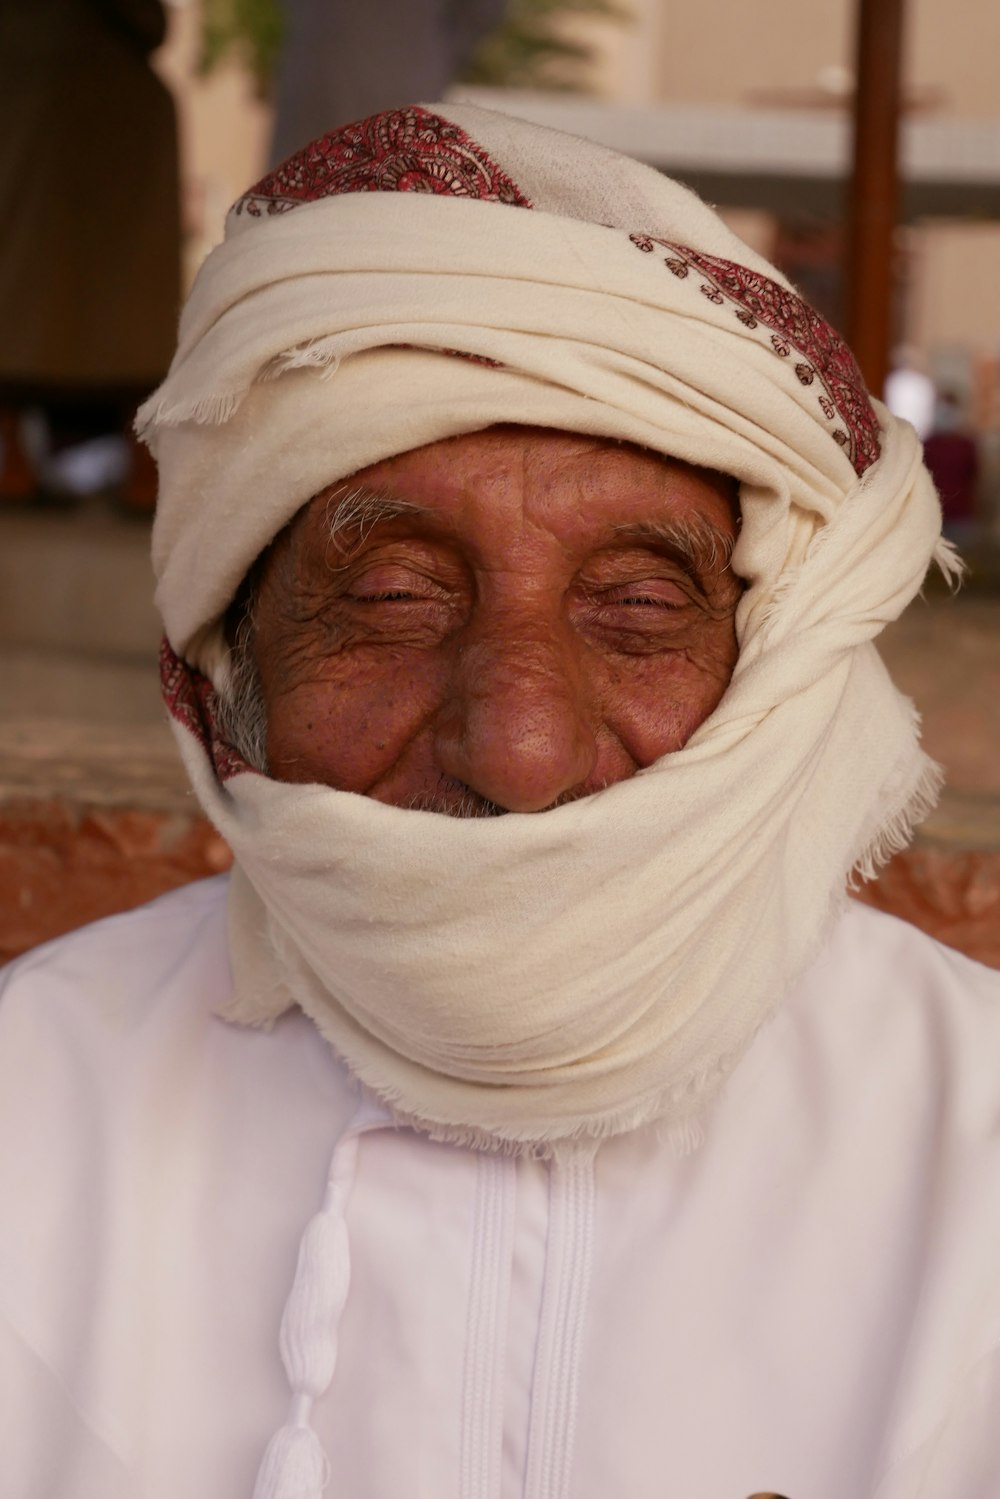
[615,592,683,607]
[343,563,449,603]
[601,579,691,609]
[350,588,419,602]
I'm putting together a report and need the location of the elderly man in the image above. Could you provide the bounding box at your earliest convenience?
[1,105,999,1499]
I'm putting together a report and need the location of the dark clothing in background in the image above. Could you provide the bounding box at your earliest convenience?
[923,431,979,527]
[270,0,507,166]
[0,0,181,396]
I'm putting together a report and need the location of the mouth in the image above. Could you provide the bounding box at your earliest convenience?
[398,777,609,818]
[402,788,509,818]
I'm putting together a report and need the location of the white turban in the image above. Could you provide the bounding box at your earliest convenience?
[141,104,952,1152]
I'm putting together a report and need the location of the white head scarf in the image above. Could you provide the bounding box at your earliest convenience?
[142,103,952,1153]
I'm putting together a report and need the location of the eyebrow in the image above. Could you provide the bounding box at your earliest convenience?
[610,514,736,581]
[321,483,429,557]
[317,481,737,582]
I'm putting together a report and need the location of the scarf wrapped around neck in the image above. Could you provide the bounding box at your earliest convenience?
[141,103,953,1151]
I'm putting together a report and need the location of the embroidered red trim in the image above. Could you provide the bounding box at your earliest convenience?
[234,105,533,218]
[629,234,880,477]
[160,638,254,783]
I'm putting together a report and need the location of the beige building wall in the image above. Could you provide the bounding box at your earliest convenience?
[908,0,1000,119]
[595,0,997,118]
[604,1,852,108]
[915,223,1000,356]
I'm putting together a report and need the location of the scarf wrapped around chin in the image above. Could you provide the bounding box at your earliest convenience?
[143,102,953,1151]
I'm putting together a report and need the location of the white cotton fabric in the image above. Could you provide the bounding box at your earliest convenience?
[2,881,1000,1499]
[141,103,950,1149]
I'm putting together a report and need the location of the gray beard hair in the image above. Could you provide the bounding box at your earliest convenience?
[215,608,270,775]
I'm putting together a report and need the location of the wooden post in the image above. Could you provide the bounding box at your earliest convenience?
[844,0,906,396]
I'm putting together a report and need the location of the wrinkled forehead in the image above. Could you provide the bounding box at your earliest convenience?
[309,425,738,526]
[265,424,741,582]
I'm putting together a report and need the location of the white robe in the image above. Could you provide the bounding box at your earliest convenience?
[1,876,999,1499]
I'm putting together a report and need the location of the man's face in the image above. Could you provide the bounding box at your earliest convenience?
[248,426,742,814]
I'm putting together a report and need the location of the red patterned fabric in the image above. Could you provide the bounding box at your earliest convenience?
[629,234,880,477]
[160,638,254,783]
[234,105,533,219]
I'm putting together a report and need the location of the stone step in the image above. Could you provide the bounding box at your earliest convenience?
[0,498,159,659]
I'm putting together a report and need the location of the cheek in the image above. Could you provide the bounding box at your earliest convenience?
[604,619,738,766]
[264,654,444,790]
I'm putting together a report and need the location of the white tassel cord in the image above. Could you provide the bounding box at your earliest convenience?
[253,1423,327,1499]
[253,1133,360,1499]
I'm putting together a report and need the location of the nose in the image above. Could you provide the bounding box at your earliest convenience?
[434,620,599,813]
